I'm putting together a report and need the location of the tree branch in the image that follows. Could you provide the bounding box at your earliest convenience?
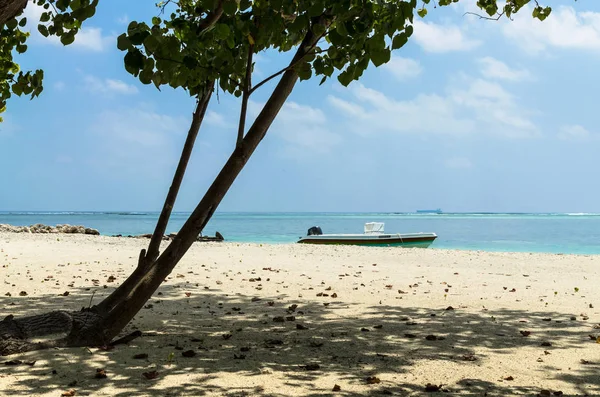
[197,0,224,33]
[463,10,505,21]
[237,43,253,148]
[249,32,328,96]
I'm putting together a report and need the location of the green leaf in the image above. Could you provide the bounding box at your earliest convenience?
[40,12,51,22]
[55,0,69,11]
[117,33,131,51]
[124,50,145,74]
[239,0,251,11]
[370,48,391,67]
[337,70,352,87]
[327,30,345,47]
[296,62,312,80]
[143,35,160,53]
[223,0,238,16]
[6,18,18,30]
[152,16,162,26]
[392,33,407,50]
[335,21,348,36]
[417,8,427,18]
[37,25,49,37]
[83,5,96,19]
[12,82,23,96]
[215,23,230,39]
[61,31,76,46]
[18,17,27,27]
[183,56,198,69]
[139,68,153,85]
[130,31,150,46]
[308,4,323,17]
[127,21,139,36]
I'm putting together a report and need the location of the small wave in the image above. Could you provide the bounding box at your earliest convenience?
[565,213,600,216]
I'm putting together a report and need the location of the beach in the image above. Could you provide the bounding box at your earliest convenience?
[0,233,599,396]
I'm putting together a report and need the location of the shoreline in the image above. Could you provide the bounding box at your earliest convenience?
[3,215,600,255]
[2,230,600,257]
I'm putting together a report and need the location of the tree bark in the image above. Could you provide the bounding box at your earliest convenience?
[0,0,27,26]
[144,84,214,266]
[237,44,253,148]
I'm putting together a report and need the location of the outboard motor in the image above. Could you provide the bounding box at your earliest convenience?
[307,226,323,236]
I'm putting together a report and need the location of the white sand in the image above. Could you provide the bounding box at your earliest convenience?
[0,233,599,396]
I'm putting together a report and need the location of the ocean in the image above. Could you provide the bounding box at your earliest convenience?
[1,211,600,255]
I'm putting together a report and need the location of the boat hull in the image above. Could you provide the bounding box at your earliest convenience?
[297,234,437,248]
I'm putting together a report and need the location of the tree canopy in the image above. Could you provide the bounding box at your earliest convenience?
[0,0,553,121]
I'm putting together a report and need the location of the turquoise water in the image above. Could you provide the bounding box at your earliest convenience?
[1,212,600,254]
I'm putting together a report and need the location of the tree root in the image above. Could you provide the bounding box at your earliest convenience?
[0,310,106,356]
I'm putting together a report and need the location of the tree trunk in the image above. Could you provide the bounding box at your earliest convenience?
[0,23,327,355]
[86,26,322,344]
[144,84,214,266]
[0,0,27,26]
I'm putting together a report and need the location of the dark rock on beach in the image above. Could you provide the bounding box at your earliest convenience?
[0,224,100,235]
[124,231,225,242]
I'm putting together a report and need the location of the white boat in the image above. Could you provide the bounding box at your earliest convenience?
[297,222,437,248]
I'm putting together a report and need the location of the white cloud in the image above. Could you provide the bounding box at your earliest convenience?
[54,81,66,91]
[70,28,113,51]
[83,75,138,95]
[275,102,341,153]
[328,85,474,137]
[503,6,600,53]
[22,1,43,21]
[478,57,532,82]
[248,100,341,154]
[450,78,539,138]
[117,15,129,25]
[412,20,481,53]
[558,124,595,141]
[327,76,539,139]
[384,56,422,81]
[205,110,231,128]
[22,1,112,52]
[445,157,473,169]
[88,106,188,176]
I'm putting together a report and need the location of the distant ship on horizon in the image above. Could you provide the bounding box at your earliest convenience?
[416,208,443,214]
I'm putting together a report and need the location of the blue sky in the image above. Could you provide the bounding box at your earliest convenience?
[1,0,600,213]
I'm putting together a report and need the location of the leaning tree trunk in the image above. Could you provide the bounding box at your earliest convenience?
[0,0,27,26]
[0,22,327,355]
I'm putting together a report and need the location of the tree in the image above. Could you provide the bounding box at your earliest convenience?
[0,0,99,122]
[0,0,554,355]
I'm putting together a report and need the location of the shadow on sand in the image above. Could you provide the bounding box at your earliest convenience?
[0,280,598,396]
